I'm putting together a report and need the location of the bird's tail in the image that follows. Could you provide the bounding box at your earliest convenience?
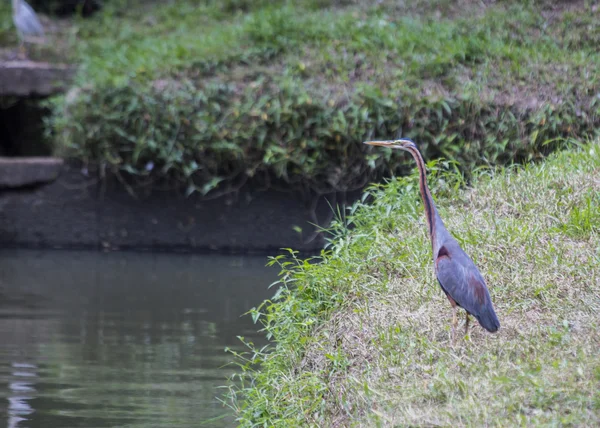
[477,303,500,333]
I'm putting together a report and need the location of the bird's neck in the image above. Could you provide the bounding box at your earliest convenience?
[405,147,445,253]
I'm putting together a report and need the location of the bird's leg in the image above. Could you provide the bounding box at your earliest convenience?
[18,39,27,59]
[446,296,458,344]
[465,312,471,341]
[451,305,458,344]
[464,313,470,338]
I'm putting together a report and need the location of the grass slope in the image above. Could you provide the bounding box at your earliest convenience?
[226,141,600,426]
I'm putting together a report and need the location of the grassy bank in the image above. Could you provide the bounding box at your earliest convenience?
[225,141,600,426]
[1,1,598,195]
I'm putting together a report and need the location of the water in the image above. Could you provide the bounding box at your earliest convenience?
[0,250,277,427]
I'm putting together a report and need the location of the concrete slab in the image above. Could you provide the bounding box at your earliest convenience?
[0,157,63,188]
[0,162,358,253]
[0,61,75,97]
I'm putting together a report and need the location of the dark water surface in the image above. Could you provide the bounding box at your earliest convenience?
[0,250,277,427]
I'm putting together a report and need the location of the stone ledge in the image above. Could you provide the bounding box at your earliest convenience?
[0,163,357,253]
[0,61,75,97]
[0,157,64,188]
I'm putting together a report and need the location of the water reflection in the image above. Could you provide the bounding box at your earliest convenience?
[0,250,276,427]
[8,363,37,428]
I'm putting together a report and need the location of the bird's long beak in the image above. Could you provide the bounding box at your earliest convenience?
[363,140,396,147]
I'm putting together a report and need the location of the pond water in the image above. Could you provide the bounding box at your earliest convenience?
[0,249,277,427]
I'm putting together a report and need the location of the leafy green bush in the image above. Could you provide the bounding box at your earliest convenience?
[50,74,599,195]
[45,0,600,196]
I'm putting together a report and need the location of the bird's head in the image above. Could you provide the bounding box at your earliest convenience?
[363,138,417,151]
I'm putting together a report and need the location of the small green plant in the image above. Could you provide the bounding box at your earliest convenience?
[561,193,600,238]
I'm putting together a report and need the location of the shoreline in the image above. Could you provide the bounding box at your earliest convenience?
[0,159,357,254]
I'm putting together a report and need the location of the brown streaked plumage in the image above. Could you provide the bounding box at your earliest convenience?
[364,138,500,337]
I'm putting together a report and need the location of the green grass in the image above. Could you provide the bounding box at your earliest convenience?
[9,0,594,195]
[225,140,600,426]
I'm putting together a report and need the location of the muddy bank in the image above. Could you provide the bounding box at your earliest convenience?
[0,160,354,253]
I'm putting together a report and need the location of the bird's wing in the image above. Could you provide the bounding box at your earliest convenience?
[435,252,489,317]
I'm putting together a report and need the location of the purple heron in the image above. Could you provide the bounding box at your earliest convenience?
[364,138,500,337]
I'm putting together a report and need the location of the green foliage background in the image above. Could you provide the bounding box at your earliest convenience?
[2,0,599,194]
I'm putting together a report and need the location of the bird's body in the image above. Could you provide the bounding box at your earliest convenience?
[11,0,44,56]
[12,0,44,37]
[364,138,500,336]
[434,235,500,332]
